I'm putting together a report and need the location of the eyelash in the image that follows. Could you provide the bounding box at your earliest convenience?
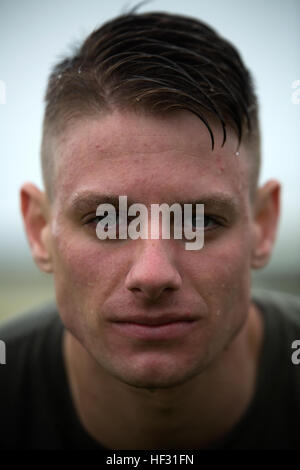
[84,213,224,231]
[203,215,222,230]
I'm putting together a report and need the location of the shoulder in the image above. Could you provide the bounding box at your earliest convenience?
[0,301,62,375]
[250,290,300,448]
[0,301,60,344]
[252,289,300,330]
[0,302,64,449]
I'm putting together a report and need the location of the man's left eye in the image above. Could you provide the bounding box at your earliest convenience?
[191,214,220,230]
[204,215,219,229]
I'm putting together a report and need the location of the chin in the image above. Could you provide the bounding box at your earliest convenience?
[122,375,195,390]
[115,372,194,390]
[105,355,206,390]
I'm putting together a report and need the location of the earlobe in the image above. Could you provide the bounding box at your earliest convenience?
[20,183,53,273]
[251,180,281,269]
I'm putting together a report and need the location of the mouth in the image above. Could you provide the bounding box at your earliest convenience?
[110,314,198,340]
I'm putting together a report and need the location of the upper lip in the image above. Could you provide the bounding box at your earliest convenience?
[112,313,197,326]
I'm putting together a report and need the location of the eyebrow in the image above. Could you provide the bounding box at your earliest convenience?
[68,192,240,216]
[69,194,124,213]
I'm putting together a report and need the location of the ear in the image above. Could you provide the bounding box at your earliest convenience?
[20,183,53,273]
[251,180,281,269]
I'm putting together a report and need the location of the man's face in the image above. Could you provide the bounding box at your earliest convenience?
[48,109,256,388]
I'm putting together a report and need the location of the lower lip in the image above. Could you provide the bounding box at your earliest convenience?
[111,320,197,340]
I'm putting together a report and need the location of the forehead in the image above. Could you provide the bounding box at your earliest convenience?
[53,109,250,206]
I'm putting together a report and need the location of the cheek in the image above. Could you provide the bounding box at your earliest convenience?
[187,228,253,318]
[50,227,126,330]
[186,231,253,358]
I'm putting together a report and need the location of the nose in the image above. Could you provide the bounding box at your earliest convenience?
[125,240,182,301]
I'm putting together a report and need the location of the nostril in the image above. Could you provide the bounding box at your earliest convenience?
[127,283,179,302]
[124,244,182,300]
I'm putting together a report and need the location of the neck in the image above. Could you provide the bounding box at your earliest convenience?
[63,302,263,450]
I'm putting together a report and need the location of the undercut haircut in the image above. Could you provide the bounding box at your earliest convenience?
[41,9,261,199]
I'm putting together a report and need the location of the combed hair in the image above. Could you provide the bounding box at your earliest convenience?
[41,10,260,198]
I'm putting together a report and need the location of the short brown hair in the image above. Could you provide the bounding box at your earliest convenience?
[41,10,260,199]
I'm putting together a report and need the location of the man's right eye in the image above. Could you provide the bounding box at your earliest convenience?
[84,213,133,239]
[85,215,110,226]
[85,213,121,229]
